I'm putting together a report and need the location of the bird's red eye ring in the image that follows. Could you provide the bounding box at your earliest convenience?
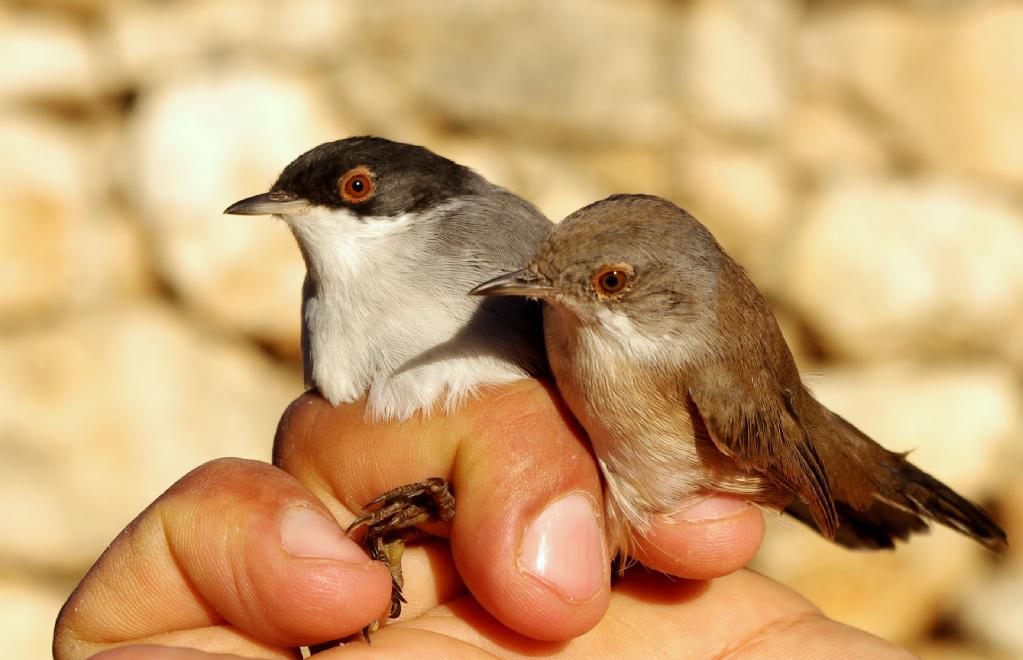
[338,166,375,204]
[592,264,633,296]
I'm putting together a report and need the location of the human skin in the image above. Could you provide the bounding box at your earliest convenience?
[53,380,913,658]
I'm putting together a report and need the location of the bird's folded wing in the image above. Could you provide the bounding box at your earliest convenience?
[687,362,838,538]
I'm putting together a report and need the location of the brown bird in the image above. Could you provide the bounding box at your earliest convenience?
[471,194,1007,557]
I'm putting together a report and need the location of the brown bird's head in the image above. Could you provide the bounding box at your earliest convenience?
[470,194,728,358]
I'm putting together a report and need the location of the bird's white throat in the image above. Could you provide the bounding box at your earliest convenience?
[285,204,417,284]
[547,301,665,362]
[283,204,529,420]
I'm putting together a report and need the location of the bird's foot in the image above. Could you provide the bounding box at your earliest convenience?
[348,478,456,537]
[346,478,455,640]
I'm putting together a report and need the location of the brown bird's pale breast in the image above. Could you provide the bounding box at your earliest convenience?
[543,302,773,555]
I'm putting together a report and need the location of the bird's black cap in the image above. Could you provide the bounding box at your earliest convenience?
[269,136,491,217]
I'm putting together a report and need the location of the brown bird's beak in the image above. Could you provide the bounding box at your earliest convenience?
[224,191,310,216]
[468,269,555,298]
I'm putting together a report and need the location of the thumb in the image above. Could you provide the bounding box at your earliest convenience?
[55,458,391,657]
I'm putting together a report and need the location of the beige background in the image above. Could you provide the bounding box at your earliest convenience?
[2,0,1022,657]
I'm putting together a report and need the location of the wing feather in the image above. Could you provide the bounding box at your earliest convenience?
[688,364,838,537]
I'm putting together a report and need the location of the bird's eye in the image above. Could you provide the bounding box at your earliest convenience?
[338,167,375,204]
[592,264,633,296]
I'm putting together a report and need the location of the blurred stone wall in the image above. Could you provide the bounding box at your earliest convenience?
[2,0,1022,657]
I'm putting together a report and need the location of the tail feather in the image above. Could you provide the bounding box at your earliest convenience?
[785,499,927,550]
[894,462,1007,552]
[793,399,1008,552]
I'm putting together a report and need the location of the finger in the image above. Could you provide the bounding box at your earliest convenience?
[274,381,611,641]
[272,392,462,531]
[272,392,468,622]
[630,497,766,579]
[450,381,610,640]
[54,458,391,658]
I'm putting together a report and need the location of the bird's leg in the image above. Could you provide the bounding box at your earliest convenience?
[346,477,455,638]
[355,531,410,642]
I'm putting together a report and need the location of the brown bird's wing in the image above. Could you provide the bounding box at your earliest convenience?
[689,364,1007,552]
[687,362,839,538]
[682,254,1004,551]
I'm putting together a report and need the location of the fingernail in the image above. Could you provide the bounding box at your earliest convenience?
[680,496,750,522]
[280,506,371,564]
[518,493,604,602]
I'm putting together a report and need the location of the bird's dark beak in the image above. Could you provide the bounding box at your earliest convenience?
[468,269,555,298]
[223,191,310,216]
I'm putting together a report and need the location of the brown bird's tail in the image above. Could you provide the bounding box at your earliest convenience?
[785,402,1008,552]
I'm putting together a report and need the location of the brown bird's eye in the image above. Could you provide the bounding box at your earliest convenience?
[592,264,633,296]
[338,167,375,204]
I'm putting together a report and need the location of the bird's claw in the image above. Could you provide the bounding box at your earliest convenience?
[346,477,455,641]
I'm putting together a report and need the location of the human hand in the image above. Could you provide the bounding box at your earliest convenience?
[268,380,766,635]
[55,380,909,657]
